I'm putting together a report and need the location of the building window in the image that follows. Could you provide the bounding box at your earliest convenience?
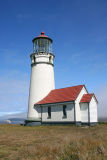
[48,107,51,119]
[63,105,67,118]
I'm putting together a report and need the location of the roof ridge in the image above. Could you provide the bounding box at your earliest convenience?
[51,84,85,91]
[83,93,94,95]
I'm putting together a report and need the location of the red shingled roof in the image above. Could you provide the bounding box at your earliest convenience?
[35,85,85,105]
[80,94,94,103]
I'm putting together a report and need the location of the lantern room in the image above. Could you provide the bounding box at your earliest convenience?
[32,32,53,53]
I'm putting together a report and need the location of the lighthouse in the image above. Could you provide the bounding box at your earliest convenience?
[25,32,98,126]
[27,32,55,123]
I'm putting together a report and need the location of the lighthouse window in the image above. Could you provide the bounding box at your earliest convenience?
[63,105,67,118]
[49,56,51,63]
[48,107,51,118]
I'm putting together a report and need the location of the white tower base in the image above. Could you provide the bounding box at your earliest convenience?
[27,53,55,122]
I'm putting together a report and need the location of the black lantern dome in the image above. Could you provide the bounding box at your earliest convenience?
[32,32,53,53]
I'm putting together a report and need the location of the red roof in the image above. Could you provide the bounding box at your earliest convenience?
[80,94,94,103]
[37,31,48,38]
[32,31,53,42]
[35,85,84,105]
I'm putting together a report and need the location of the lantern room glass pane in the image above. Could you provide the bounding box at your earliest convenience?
[33,39,52,53]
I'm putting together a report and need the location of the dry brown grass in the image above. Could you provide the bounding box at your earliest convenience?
[0,124,107,160]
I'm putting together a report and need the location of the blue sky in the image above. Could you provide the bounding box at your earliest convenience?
[0,0,107,118]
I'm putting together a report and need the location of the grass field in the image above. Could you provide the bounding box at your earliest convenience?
[0,124,107,160]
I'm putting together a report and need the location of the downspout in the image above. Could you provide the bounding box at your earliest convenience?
[41,105,42,124]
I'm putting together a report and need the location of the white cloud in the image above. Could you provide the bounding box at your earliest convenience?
[0,47,30,117]
[0,112,27,120]
[0,70,29,115]
[0,111,23,117]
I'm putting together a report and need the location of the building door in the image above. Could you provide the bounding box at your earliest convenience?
[80,103,88,123]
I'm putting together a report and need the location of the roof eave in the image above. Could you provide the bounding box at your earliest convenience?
[32,36,53,43]
[35,100,75,106]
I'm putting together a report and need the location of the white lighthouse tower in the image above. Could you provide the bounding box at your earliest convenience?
[27,32,55,124]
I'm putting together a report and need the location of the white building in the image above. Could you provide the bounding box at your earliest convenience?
[26,32,98,126]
